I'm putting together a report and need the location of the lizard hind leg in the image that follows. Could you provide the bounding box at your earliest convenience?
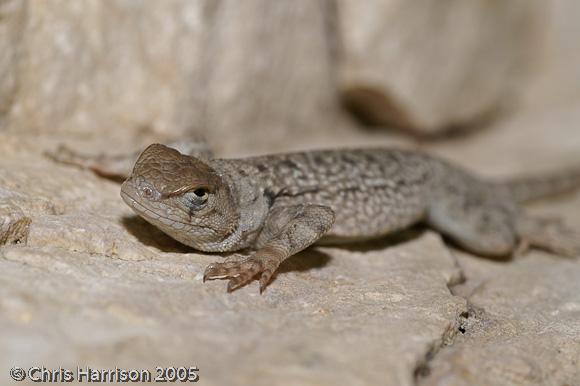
[517,216,580,258]
[427,195,520,258]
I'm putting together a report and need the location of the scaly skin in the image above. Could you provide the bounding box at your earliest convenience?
[120,144,580,292]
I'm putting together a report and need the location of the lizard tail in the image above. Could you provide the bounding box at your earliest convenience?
[495,166,580,203]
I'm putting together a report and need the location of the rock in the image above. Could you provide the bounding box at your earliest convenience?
[420,84,580,386]
[0,205,30,246]
[0,0,556,145]
[419,252,580,386]
[3,0,207,137]
[523,0,580,108]
[0,178,464,384]
[0,0,352,155]
[0,233,466,386]
[336,0,544,134]
[1,1,580,384]
[0,132,466,386]
[0,0,25,129]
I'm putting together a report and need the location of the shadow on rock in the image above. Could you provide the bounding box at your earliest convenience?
[121,215,193,253]
[334,225,427,253]
[278,249,332,274]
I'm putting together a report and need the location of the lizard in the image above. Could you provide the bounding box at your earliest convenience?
[115,143,580,293]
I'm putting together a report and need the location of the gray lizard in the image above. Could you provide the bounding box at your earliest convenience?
[116,143,580,292]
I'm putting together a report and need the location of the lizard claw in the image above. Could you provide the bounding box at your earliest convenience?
[259,269,275,293]
[203,255,280,293]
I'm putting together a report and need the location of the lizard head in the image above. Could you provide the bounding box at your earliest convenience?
[120,144,240,251]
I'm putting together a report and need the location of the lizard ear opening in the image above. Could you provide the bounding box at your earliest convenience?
[193,188,209,198]
[183,188,210,211]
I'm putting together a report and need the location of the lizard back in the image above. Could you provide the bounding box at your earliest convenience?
[220,148,437,241]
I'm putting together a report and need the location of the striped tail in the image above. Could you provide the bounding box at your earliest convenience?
[495,167,580,203]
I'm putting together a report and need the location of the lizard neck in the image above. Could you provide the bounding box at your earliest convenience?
[206,160,274,250]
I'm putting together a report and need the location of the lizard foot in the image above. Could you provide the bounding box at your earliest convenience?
[203,254,281,293]
[518,217,580,258]
[45,144,132,180]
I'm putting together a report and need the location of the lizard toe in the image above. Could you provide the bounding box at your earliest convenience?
[204,258,264,291]
[203,259,254,281]
[203,263,227,282]
[259,269,275,293]
[226,275,253,292]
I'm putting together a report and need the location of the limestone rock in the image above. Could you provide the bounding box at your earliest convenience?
[0,232,466,386]
[0,129,469,385]
[0,0,552,146]
[0,132,466,386]
[3,0,206,137]
[0,0,25,129]
[0,0,350,155]
[0,204,30,246]
[336,0,544,134]
[1,1,580,383]
[420,94,580,386]
[419,252,580,386]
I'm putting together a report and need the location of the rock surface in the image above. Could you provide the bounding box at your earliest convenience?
[420,251,580,386]
[335,0,543,134]
[2,102,580,385]
[0,0,353,155]
[0,0,554,145]
[420,98,580,386]
[0,141,466,385]
[1,1,580,385]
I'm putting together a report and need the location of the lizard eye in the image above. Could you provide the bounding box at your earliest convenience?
[183,188,209,210]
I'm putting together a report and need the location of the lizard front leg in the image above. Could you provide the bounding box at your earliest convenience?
[203,204,335,293]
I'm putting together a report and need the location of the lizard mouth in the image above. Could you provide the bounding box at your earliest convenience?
[120,189,155,218]
[121,186,242,253]
[120,183,219,237]
[120,180,177,222]
[120,189,172,226]
[120,186,181,225]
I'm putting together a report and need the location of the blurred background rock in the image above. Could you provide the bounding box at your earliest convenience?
[1,0,578,154]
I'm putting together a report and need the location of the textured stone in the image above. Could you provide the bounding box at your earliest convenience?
[0,0,557,145]
[0,139,466,385]
[0,204,30,246]
[523,0,580,108]
[336,0,543,134]
[419,251,580,386]
[5,101,580,384]
[0,236,465,386]
[420,81,580,386]
[0,0,25,129]
[5,0,206,136]
[1,0,352,155]
[1,1,580,384]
